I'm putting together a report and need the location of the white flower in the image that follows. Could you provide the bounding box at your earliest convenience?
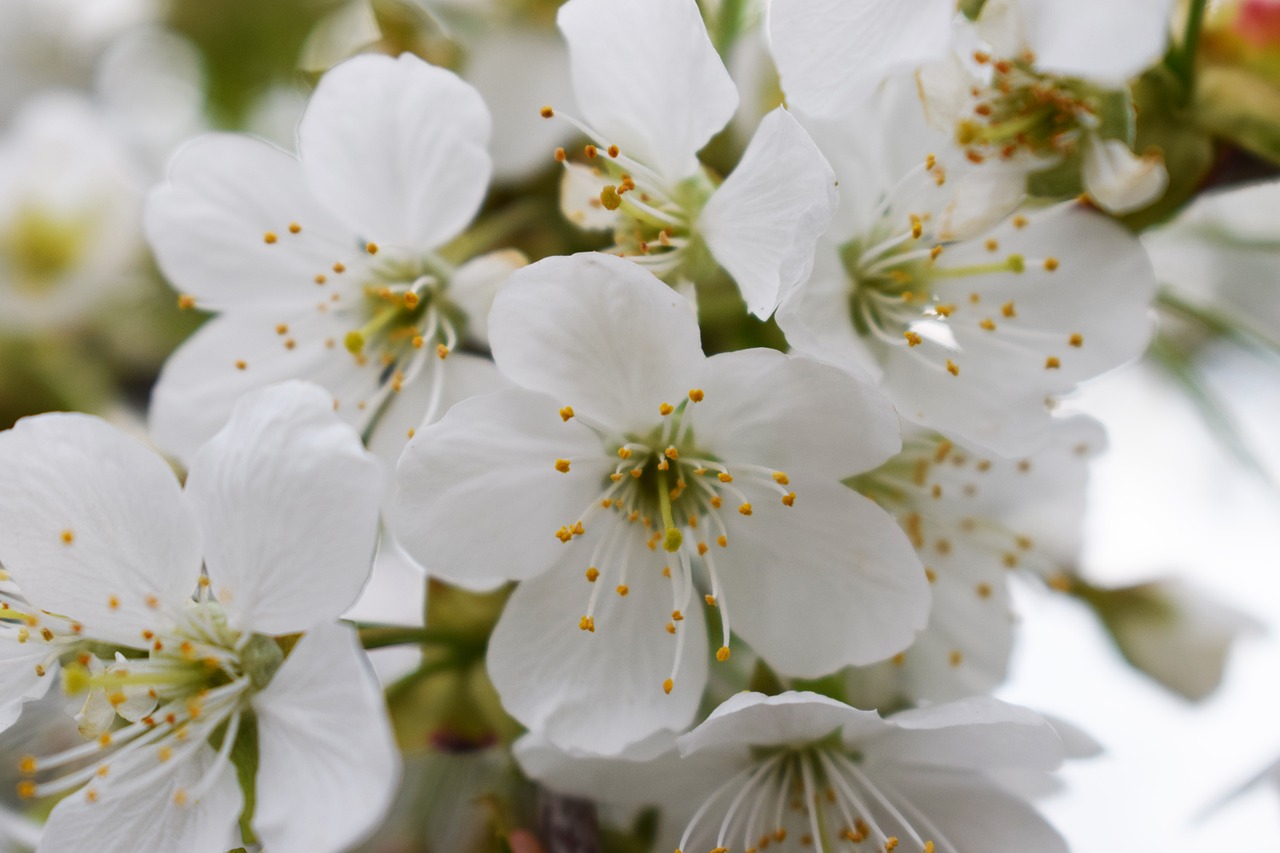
[848,416,1105,705]
[520,691,1069,853]
[391,252,929,754]
[0,382,398,853]
[774,86,1157,456]
[549,0,838,318]
[146,52,514,468]
[0,93,143,331]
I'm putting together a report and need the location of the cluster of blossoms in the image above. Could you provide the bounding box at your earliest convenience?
[0,0,1276,850]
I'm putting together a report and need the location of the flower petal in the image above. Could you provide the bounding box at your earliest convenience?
[1013,0,1176,86]
[38,744,242,853]
[489,253,704,434]
[769,0,955,119]
[298,53,491,250]
[700,108,838,318]
[870,696,1063,772]
[687,348,900,482]
[0,631,56,732]
[390,388,616,588]
[678,691,885,755]
[0,414,202,646]
[556,0,737,183]
[252,622,400,853]
[1081,135,1168,215]
[145,133,359,313]
[148,310,381,466]
[716,476,930,676]
[447,249,528,349]
[183,381,384,635]
[488,537,708,756]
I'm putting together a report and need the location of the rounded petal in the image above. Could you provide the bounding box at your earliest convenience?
[1014,0,1175,86]
[769,0,955,119]
[700,108,838,319]
[0,632,56,732]
[488,540,708,756]
[183,382,385,634]
[557,0,737,182]
[687,348,900,482]
[1081,136,1169,215]
[252,623,400,853]
[870,697,1064,772]
[715,476,930,676]
[489,253,704,434]
[148,310,382,466]
[678,691,885,755]
[390,388,616,588]
[145,133,359,313]
[39,745,242,853]
[0,414,202,646]
[298,53,491,249]
[447,249,527,349]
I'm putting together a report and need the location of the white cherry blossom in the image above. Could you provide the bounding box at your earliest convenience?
[391,252,929,754]
[0,382,398,853]
[548,0,838,318]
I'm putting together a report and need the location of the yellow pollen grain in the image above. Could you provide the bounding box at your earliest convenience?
[560,405,575,421]
[18,756,36,774]
[946,359,960,376]
[984,239,999,252]
[697,542,709,555]
[365,242,379,254]
[98,733,112,748]
[977,583,993,598]
[1045,356,1061,369]
[688,388,704,402]
[979,318,996,331]
[664,446,679,460]
[717,472,733,483]
[108,595,120,611]
[263,231,278,244]
[1003,552,1019,568]
[659,402,674,416]
[772,471,790,485]
[554,458,571,473]
[584,144,598,159]
[235,360,247,371]
[662,678,673,694]
[716,646,730,662]
[925,843,936,853]
[1044,257,1059,271]
[886,838,900,851]
[16,781,35,800]
[1013,215,1028,229]
[935,303,955,317]
[333,262,346,273]
[717,534,727,548]
[781,492,795,506]
[738,502,753,516]
[904,330,922,347]
[949,650,963,667]
[1001,301,1016,318]
[275,323,289,335]
[661,566,671,577]
[616,584,629,597]
[177,294,196,310]
[1069,333,1083,347]
[607,144,620,157]
[585,567,599,582]
[288,222,301,234]
[540,105,554,118]
[925,568,937,583]
[554,147,566,162]
[666,622,676,634]
[672,610,684,621]
[710,496,723,509]
[60,529,74,545]
[436,344,450,360]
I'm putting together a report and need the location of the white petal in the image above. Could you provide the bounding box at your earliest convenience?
[1081,135,1169,215]
[556,0,738,183]
[0,632,56,732]
[390,388,616,588]
[687,348,900,482]
[715,476,930,676]
[148,310,382,466]
[39,745,242,853]
[559,162,620,232]
[447,249,528,349]
[700,108,838,318]
[488,539,708,756]
[1014,0,1176,86]
[870,696,1063,772]
[298,53,491,249]
[146,133,359,313]
[0,414,201,646]
[678,691,885,755]
[768,0,955,118]
[489,253,705,433]
[184,382,384,634]
[252,623,400,853]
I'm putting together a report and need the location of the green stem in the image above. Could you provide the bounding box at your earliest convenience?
[354,624,486,651]
[713,0,748,56]
[438,199,546,266]
[1173,0,1208,92]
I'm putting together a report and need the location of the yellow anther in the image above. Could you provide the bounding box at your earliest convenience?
[173,788,187,806]
[949,650,963,667]
[1069,333,1083,347]
[96,766,109,777]
[697,542,709,555]
[904,330,922,347]
[662,678,673,694]
[630,468,643,479]
[18,756,36,774]
[946,359,960,376]
[984,238,999,252]
[177,294,196,310]
[560,406,575,421]
[738,502,753,516]
[585,567,599,582]
[885,838,899,851]
[662,566,671,577]
[977,583,992,598]
[771,471,790,485]
[716,646,731,662]
[710,496,722,508]
[108,595,120,611]
[672,610,684,621]
[554,458,571,474]
[717,534,727,547]
[979,318,996,331]
[717,472,733,483]
[554,147,566,162]
[60,529,74,544]
[1044,257,1060,271]
[610,473,623,482]
[263,231,278,244]
[540,105,554,118]
[365,242,379,255]
[925,568,937,583]
[935,303,955,317]
[781,492,796,506]
[1013,215,1028,229]
[98,733,112,748]
[617,446,632,459]
[17,781,36,800]
[704,594,717,606]
[688,388,704,402]
[911,217,923,239]
[333,262,346,273]
[1044,356,1061,369]
[344,330,365,355]
[584,144,598,158]
[616,585,629,597]
[925,153,936,170]
[925,843,936,853]
[578,616,595,632]
[659,402,674,416]
[402,292,420,310]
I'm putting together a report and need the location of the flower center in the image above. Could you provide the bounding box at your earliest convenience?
[2,204,92,293]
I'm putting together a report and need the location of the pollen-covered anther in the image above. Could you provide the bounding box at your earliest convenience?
[559,405,575,421]
[1001,301,1017,318]
[781,492,796,507]
[716,535,727,548]
[16,780,36,800]
[365,242,379,255]
[1069,333,1083,347]
[738,502,753,516]
[578,614,596,633]
[177,294,197,310]
[1044,257,1059,271]
[540,105,554,118]
[659,402,674,416]
[1044,356,1061,369]
[696,542,709,555]
[584,144,598,159]
[554,147,567,162]
[263,231,278,244]
[710,496,723,509]
[904,330,922,347]
[946,359,960,376]
[717,472,733,483]
[107,595,120,611]
[715,646,731,662]
[616,585,629,597]
[60,529,74,544]
[885,838,900,851]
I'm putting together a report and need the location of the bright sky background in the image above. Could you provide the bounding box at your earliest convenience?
[998,343,1280,851]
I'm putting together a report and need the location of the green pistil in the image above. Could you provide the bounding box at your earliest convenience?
[934,254,1025,278]
[656,468,683,553]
